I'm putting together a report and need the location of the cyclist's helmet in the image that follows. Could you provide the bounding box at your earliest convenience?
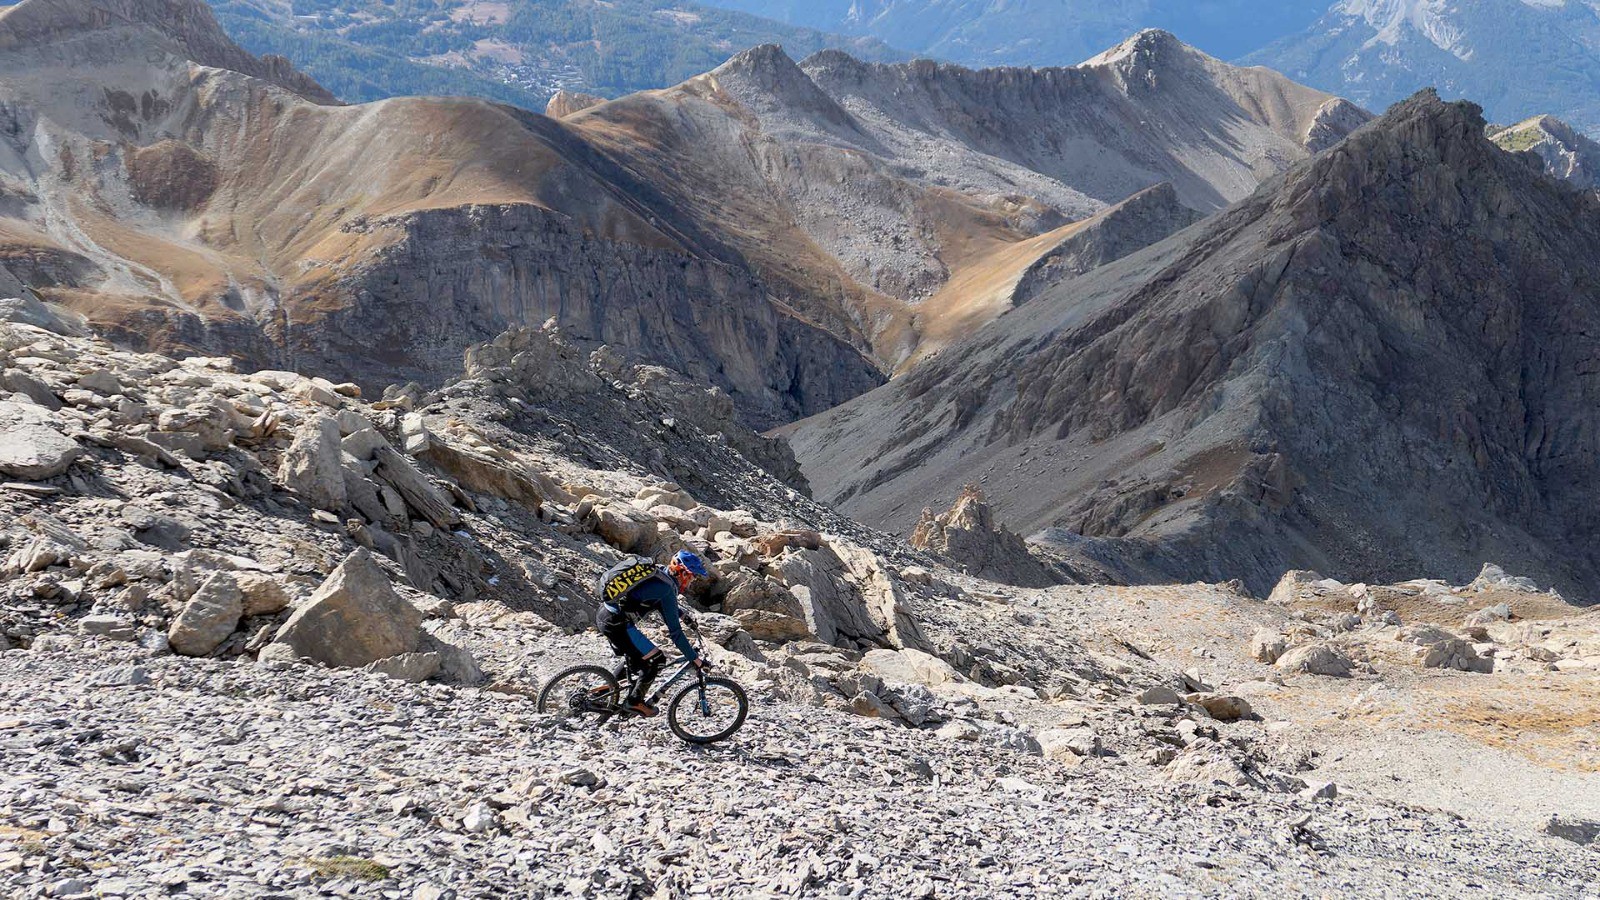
[671,550,709,577]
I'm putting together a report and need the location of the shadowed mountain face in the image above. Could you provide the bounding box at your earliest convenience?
[0,0,1367,422]
[791,91,1600,599]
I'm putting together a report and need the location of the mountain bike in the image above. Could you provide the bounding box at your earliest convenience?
[537,616,749,744]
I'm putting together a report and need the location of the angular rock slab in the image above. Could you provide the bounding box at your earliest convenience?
[277,414,346,511]
[270,549,422,668]
[0,400,79,479]
[169,573,244,657]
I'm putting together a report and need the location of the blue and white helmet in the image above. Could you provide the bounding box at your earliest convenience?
[671,550,709,577]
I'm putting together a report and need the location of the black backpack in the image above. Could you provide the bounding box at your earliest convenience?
[597,555,668,609]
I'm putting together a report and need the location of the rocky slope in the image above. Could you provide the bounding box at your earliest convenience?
[1250,0,1600,136]
[790,90,1600,600]
[2,314,1597,897]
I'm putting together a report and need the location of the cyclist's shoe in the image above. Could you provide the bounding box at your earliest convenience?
[627,700,659,718]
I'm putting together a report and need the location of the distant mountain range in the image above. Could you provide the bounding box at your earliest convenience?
[695,0,1329,64]
[206,0,903,104]
[198,0,1600,136]
[706,0,1600,135]
[1248,0,1600,135]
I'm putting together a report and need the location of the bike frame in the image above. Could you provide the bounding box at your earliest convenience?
[611,617,711,711]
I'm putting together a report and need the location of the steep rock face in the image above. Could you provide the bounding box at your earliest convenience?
[1009,183,1203,308]
[290,204,881,428]
[793,91,1600,598]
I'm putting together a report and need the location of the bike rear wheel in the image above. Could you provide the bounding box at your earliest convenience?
[666,676,748,744]
[538,665,622,726]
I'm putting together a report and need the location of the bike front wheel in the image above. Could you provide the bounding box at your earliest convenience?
[537,665,621,726]
[667,676,748,744]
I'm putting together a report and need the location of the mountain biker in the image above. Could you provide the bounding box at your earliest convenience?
[595,550,711,717]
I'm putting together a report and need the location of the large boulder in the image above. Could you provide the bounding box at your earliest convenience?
[861,648,960,687]
[1163,747,1254,788]
[1267,570,1324,607]
[168,573,243,657]
[277,415,346,511]
[236,572,292,616]
[1249,627,1288,663]
[834,544,931,652]
[1275,643,1354,678]
[366,651,442,684]
[1395,625,1494,673]
[719,571,804,619]
[732,608,813,643]
[421,440,547,512]
[1422,639,1494,673]
[373,445,459,528]
[269,550,422,668]
[1468,563,1540,593]
[1191,694,1253,722]
[778,546,886,648]
[0,400,79,480]
[581,500,655,553]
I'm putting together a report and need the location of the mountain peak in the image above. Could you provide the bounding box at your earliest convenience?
[709,42,867,140]
[1082,28,1199,70]
[0,0,337,104]
[714,43,803,80]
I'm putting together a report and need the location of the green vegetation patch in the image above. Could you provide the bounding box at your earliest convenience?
[299,855,393,881]
[1492,125,1548,153]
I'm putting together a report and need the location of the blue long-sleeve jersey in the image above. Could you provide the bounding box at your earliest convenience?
[613,574,698,661]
